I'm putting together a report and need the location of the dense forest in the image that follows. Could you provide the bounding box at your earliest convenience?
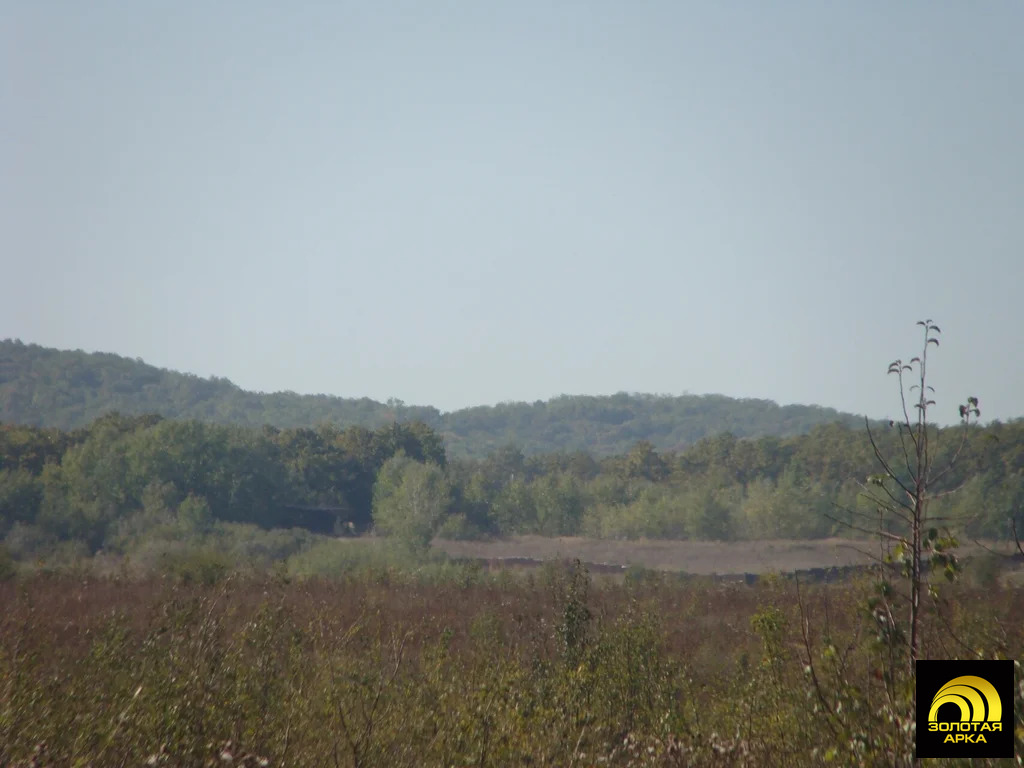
[0,339,866,458]
[2,411,1021,572]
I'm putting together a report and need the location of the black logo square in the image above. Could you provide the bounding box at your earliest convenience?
[915,659,1015,759]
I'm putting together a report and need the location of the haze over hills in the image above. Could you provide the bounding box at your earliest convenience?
[0,339,868,458]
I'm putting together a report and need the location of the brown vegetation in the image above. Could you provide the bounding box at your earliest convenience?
[1,567,1021,766]
[434,535,1019,576]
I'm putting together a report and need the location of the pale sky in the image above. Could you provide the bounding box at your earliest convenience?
[3,1,1022,423]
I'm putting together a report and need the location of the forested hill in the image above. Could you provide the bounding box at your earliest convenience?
[0,339,865,457]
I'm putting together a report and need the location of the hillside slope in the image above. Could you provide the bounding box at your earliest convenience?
[0,339,865,457]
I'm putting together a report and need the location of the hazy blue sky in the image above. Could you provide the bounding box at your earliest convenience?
[3,1,1022,423]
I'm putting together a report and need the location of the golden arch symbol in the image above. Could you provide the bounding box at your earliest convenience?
[928,676,1001,723]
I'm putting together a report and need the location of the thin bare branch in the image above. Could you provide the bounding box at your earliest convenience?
[1013,519,1024,559]
[864,418,915,501]
[822,511,906,543]
[929,419,972,487]
[795,576,839,738]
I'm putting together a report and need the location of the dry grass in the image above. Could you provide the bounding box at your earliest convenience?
[434,535,1021,575]
[2,568,1021,766]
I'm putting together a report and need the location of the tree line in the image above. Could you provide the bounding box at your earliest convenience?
[1,412,1021,563]
[2,339,865,457]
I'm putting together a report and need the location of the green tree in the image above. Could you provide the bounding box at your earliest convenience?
[0,468,42,536]
[177,493,214,535]
[372,455,451,550]
[623,440,668,481]
[684,487,736,541]
[490,477,536,534]
[42,417,135,549]
[533,473,584,535]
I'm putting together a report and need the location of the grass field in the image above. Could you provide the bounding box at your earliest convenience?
[4,567,1022,766]
[434,535,1020,576]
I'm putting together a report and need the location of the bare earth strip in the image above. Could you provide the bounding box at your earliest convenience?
[433,536,1013,576]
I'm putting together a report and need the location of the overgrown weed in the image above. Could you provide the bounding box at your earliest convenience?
[0,568,1020,766]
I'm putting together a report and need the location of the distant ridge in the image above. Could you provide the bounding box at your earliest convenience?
[0,339,867,458]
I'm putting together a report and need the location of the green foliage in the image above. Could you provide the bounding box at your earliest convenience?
[372,455,452,550]
[684,486,738,541]
[0,468,41,537]
[2,522,55,561]
[3,340,868,458]
[532,472,585,535]
[176,493,214,535]
[220,523,316,569]
[554,560,592,665]
[0,543,14,580]
[0,414,451,565]
[0,397,1021,569]
[283,537,486,586]
[160,546,233,585]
